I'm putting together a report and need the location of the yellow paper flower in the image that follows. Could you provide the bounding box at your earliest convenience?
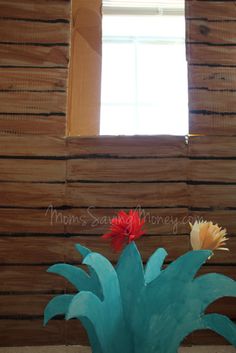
[189,221,229,251]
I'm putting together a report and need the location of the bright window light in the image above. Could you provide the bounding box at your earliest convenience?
[100,3,188,135]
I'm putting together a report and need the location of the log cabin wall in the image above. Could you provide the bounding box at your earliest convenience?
[0,0,235,348]
[0,0,70,135]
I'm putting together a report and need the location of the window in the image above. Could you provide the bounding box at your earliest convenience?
[100,0,188,135]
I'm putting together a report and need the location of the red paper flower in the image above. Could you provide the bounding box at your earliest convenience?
[102,210,145,252]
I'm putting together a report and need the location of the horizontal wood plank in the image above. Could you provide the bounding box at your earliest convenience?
[0,136,66,157]
[65,207,189,235]
[0,320,67,346]
[1,235,234,265]
[0,115,66,136]
[68,158,188,182]
[0,207,189,235]
[189,160,236,183]
[188,20,236,45]
[0,208,64,234]
[1,294,235,320]
[0,91,66,114]
[0,266,66,293]
[189,114,236,136]
[0,45,69,67]
[0,68,68,91]
[0,318,234,347]
[0,235,190,264]
[65,235,236,265]
[187,44,236,65]
[189,90,236,113]
[0,20,69,44]
[68,136,187,157]
[0,159,65,182]
[0,182,65,207]
[189,185,236,208]
[0,265,235,293]
[188,136,236,157]
[190,210,236,236]
[67,320,235,346]
[186,1,236,21]
[189,65,236,90]
[0,0,71,21]
[67,182,188,207]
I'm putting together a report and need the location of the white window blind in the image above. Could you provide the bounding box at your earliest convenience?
[103,0,184,15]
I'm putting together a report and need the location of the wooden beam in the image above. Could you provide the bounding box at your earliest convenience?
[67,0,102,136]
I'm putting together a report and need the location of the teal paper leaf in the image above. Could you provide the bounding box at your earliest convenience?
[116,242,144,324]
[75,243,91,258]
[44,294,74,326]
[67,252,133,353]
[144,247,167,284]
[202,314,236,346]
[194,273,236,312]
[44,244,236,353]
[47,263,101,298]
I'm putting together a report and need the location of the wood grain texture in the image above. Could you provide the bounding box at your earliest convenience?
[0,208,64,234]
[189,114,236,135]
[1,235,235,265]
[187,44,236,65]
[0,265,234,293]
[189,136,236,157]
[0,68,68,91]
[0,207,189,235]
[68,136,187,157]
[189,90,236,113]
[0,265,66,293]
[1,294,235,320]
[0,44,69,67]
[0,235,190,265]
[68,319,236,346]
[0,182,65,207]
[0,159,66,182]
[0,115,66,136]
[188,20,236,45]
[186,1,236,21]
[67,158,188,182]
[189,65,236,90]
[189,160,236,183]
[0,136,66,156]
[0,0,71,21]
[0,91,66,114]
[190,210,236,236]
[65,207,189,235]
[0,20,70,44]
[0,318,234,347]
[0,320,67,347]
[189,185,236,208]
[66,182,188,207]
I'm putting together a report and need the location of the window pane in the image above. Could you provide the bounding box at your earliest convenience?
[100,13,188,135]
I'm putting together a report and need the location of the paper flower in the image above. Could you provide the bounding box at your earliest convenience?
[102,210,145,251]
[190,220,228,251]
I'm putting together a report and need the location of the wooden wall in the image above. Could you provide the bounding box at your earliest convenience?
[0,0,70,136]
[187,0,236,135]
[0,135,235,346]
[0,0,235,349]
